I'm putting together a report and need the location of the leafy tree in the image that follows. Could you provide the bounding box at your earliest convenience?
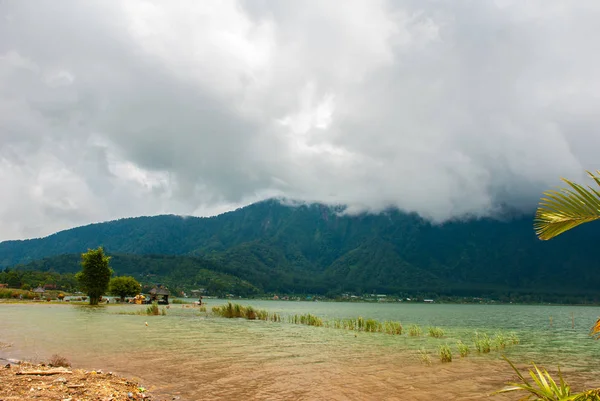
[76,247,112,305]
[109,276,142,301]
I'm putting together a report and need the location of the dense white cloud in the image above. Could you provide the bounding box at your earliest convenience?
[1,0,599,240]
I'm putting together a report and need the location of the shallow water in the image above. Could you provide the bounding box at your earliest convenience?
[1,301,600,400]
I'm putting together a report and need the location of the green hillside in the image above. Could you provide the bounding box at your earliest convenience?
[1,199,599,301]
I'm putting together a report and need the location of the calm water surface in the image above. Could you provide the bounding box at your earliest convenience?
[2,301,600,399]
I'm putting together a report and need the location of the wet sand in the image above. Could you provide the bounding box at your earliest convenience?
[124,350,600,400]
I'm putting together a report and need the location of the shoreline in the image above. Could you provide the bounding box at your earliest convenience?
[0,358,163,401]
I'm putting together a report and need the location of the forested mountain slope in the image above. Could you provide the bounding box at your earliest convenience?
[2,200,599,298]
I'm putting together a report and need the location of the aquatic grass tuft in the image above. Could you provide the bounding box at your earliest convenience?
[383,321,403,335]
[508,332,520,345]
[328,317,402,335]
[457,340,469,357]
[212,303,280,322]
[418,348,432,366]
[408,324,422,337]
[493,332,507,350]
[146,302,160,316]
[439,344,452,363]
[474,332,491,353]
[289,313,323,327]
[428,326,445,338]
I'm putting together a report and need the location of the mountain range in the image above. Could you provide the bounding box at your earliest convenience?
[1,199,598,301]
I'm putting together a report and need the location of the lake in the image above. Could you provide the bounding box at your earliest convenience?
[2,300,600,400]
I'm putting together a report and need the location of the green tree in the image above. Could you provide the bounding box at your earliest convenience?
[76,247,112,305]
[109,276,142,302]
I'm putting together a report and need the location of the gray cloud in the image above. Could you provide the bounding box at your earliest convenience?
[1,0,599,240]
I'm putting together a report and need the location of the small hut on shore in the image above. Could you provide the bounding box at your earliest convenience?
[148,286,170,304]
[33,286,45,294]
[32,286,45,299]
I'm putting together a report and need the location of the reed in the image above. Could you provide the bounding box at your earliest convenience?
[382,321,403,335]
[408,324,422,337]
[457,340,469,357]
[439,344,452,363]
[146,302,160,316]
[428,326,445,338]
[508,331,520,345]
[493,332,507,350]
[289,313,324,327]
[474,332,491,353]
[212,303,280,322]
[418,348,432,366]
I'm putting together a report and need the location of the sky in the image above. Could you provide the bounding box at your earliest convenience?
[1,0,600,240]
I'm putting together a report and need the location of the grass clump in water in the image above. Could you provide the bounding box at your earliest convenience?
[328,317,402,335]
[474,332,491,353]
[428,326,445,338]
[418,348,432,366]
[408,324,422,337]
[439,344,452,363]
[383,321,403,335]
[146,302,160,316]
[289,313,323,327]
[212,303,279,322]
[457,340,469,357]
[493,332,507,350]
[508,332,520,345]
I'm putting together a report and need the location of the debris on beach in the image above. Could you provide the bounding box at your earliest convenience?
[0,361,162,401]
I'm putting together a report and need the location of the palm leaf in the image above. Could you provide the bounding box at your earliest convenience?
[534,170,600,240]
[495,356,572,400]
[590,318,600,340]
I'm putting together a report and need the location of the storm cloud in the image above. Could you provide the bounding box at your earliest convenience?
[1,0,599,240]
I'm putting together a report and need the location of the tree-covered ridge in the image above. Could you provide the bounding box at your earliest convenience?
[9,253,261,297]
[1,199,600,300]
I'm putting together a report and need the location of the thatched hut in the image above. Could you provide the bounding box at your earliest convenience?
[32,286,45,294]
[148,286,170,304]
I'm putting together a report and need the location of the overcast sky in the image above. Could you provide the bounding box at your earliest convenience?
[1,1,599,240]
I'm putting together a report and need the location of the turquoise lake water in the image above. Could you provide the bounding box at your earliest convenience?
[1,300,599,399]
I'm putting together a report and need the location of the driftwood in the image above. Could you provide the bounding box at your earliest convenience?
[16,369,73,376]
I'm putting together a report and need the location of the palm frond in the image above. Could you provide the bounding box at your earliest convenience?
[534,170,600,240]
[590,318,600,340]
[495,356,572,400]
